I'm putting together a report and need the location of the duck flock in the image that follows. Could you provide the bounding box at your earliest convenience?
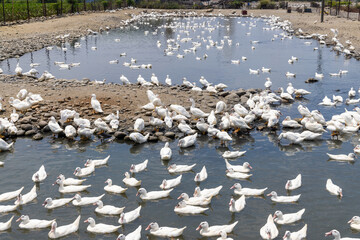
[1,11,360,240]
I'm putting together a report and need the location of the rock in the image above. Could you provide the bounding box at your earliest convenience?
[25,129,37,136]
[240,96,249,105]
[19,117,31,124]
[148,136,158,142]
[164,132,175,139]
[155,132,164,137]
[235,89,246,97]
[33,133,43,140]
[225,93,240,101]
[20,124,33,131]
[17,130,25,136]
[114,131,127,139]
[38,120,48,128]
[158,136,172,142]
[42,125,51,132]
[219,91,230,97]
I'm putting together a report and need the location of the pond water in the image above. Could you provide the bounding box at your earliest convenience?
[1,15,360,239]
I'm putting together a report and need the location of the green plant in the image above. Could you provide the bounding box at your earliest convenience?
[127,0,134,6]
[258,0,276,9]
[101,0,108,9]
[115,0,122,8]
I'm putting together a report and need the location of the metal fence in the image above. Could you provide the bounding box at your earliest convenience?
[0,0,126,24]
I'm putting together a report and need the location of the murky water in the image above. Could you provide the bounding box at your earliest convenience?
[1,16,360,239]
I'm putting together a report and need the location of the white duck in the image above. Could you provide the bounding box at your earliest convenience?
[260,214,279,240]
[327,153,355,161]
[230,183,267,196]
[217,231,234,240]
[15,63,22,76]
[229,195,246,212]
[285,174,302,190]
[0,186,24,202]
[117,225,142,240]
[283,224,307,240]
[118,206,141,224]
[326,179,342,198]
[160,142,172,160]
[84,217,120,234]
[349,87,356,98]
[168,163,196,173]
[0,202,19,213]
[130,159,148,173]
[57,174,86,185]
[215,101,227,114]
[72,193,104,206]
[0,216,14,231]
[193,185,223,198]
[64,125,76,139]
[348,216,360,231]
[177,193,212,206]
[14,185,37,205]
[74,114,91,128]
[73,162,95,177]
[120,75,131,85]
[273,208,305,224]
[129,132,150,144]
[48,116,63,135]
[174,200,208,214]
[136,188,172,200]
[160,175,182,190]
[285,72,296,77]
[226,168,252,179]
[222,151,246,159]
[189,98,208,118]
[123,172,141,186]
[17,215,55,229]
[43,197,74,209]
[104,179,127,194]
[194,166,208,182]
[170,104,191,118]
[196,221,238,237]
[265,78,272,89]
[94,200,125,215]
[325,229,360,240]
[267,191,301,203]
[54,178,91,193]
[85,155,110,167]
[146,222,186,238]
[178,120,196,135]
[48,215,81,239]
[165,75,172,86]
[225,160,252,173]
[12,97,32,112]
[91,94,103,113]
[10,109,19,123]
[32,165,47,182]
[282,116,302,128]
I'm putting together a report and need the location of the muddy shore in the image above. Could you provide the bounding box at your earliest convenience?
[0,75,263,141]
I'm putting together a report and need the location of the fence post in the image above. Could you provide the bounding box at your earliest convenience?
[1,0,5,24]
[26,0,30,21]
[84,0,86,11]
[42,0,46,17]
[321,0,325,22]
[347,0,350,19]
[329,0,332,15]
[60,0,63,15]
[337,0,340,15]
